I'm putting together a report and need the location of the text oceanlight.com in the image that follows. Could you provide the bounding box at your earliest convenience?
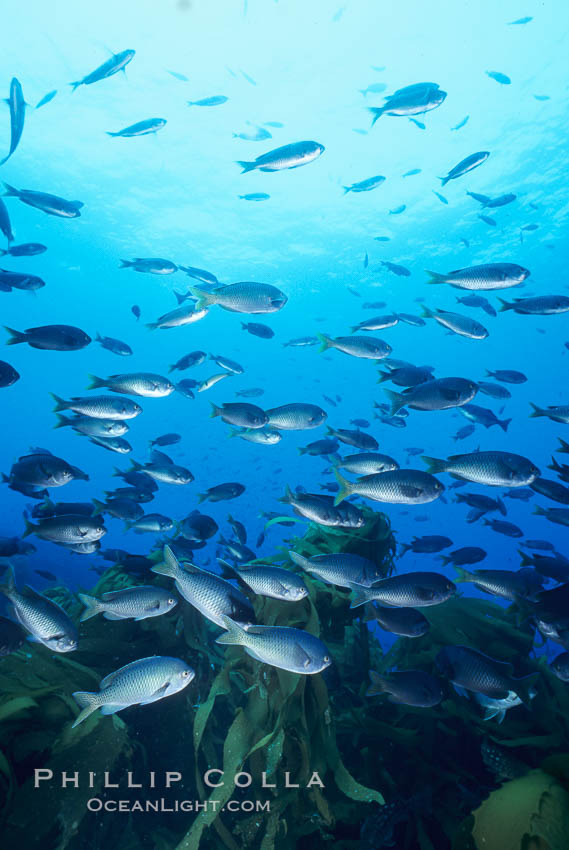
[86,799,271,813]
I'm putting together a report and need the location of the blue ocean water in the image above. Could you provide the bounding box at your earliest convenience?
[1,2,567,596]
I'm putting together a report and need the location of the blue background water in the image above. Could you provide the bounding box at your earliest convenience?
[1,1,568,665]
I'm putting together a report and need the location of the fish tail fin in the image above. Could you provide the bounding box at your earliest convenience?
[2,183,19,197]
[497,298,513,312]
[279,484,294,505]
[215,614,247,644]
[499,418,512,433]
[189,286,216,310]
[425,270,447,285]
[236,160,256,173]
[438,176,449,187]
[420,305,435,319]
[197,492,207,503]
[78,593,103,622]
[69,81,82,93]
[50,393,68,412]
[173,290,188,305]
[119,260,133,268]
[71,691,99,727]
[210,402,222,418]
[384,388,406,416]
[533,506,546,517]
[0,563,16,597]
[439,554,451,566]
[297,447,307,455]
[421,455,448,475]
[497,497,507,516]
[91,499,105,516]
[558,438,569,453]
[3,326,26,345]
[377,371,392,383]
[316,333,333,353]
[366,669,388,696]
[518,550,532,568]
[145,322,158,330]
[333,469,353,505]
[150,545,180,579]
[368,107,384,126]
[53,413,72,429]
[453,566,473,583]
[348,582,370,609]
[342,186,351,195]
[22,518,36,538]
[86,374,105,390]
[399,544,411,557]
[529,403,544,418]
[106,132,119,137]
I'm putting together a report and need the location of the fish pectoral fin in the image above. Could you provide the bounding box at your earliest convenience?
[452,684,470,699]
[294,642,313,668]
[138,684,171,705]
[400,485,422,499]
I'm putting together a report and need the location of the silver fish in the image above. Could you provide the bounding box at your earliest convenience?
[1,566,77,652]
[79,586,178,621]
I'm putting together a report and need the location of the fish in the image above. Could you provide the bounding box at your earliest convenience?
[459,404,511,432]
[0,243,46,259]
[233,126,272,142]
[94,333,132,356]
[147,303,208,330]
[368,82,446,124]
[508,16,532,24]
[378,364,432,386]
[451,115,469,131]
[3,184,83,217]
[79,586,177,621]
[436,645,538,704]
[385,377,478,415]
[198,482,245,503]
[282,336,318,347]
[433,191,448,204]
[87,373,174,397]
[130,454,193,485]
[343,175,386,194]
[454,492,507,519]
[151,546,254,628]
[426,263,529,291]
[0,566,78,652]
[281,487,364,528]
[317,334,391,360]
[8,449,88,489]
[486,71,511,85]
[5,325,91,351]
[402,168,421,177]
[440,547,487,567]
[530,403,569,425]
[216,615,331,674]
[0,360,19,387]
[421,306,488,340]
[534,506,569,528]
[349,572,456,608]
[0,270,45,291]
[120,257,177,274]
[222,562,308,601]
[423,451,539,487]
[389,205,406,215]
[326,427,378,450]
[0,198,14,243]
[551,653,569,682]
[366,670,443,707]
[230,427,281,445]
[71,655,194,727]
[400,535,452,556]
[168,351,207,372]
[150,433,181,447]
[0,78,26,166]
[454,566,542,600]
[239,193,270,201]
[530,477,569,505]
[131,305,141,320]
[409,118,426,129]
[187,96,228,106]
[35,90,57,109]
[359,82,387,96]
[381,261,411,277]
[372,606,429,637]
[190,282,287,314]
[481,738,528,780]
[197,373,232,393]
[289,550,384,587]
[70,49,135,90]
[439,152,490,186]
[335,468,444,506]
[266,403,327,430]
[235,388,265,398]
[241,322,274,338]
[486,369,527,384]
[127,513,174,533]
[54,414,129,437]
[107,118,166,137]
[178,511,218,544]
[237,141,324,172]
[498,295,569,315]
[298,438,339,456]
[51,393,142,419]
[211,401,268,429]
[477,381,511,399]
[479,215,496,226]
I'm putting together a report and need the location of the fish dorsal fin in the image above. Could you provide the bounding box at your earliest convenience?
[151,450,173,465]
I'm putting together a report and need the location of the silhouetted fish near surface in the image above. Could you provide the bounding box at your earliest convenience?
[237,141,324,172]
[70,49,135,91]
[0,78,26,166]
[107,118,166,137]
[439,151,489,186]
[3,184,83,218]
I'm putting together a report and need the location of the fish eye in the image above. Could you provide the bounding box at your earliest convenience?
[168,598,176,604]
[181,669,191,678]
[323,655,330,663]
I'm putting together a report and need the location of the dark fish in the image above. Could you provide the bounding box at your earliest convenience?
[150,433,181,447]
[0,270,45,292]
[169,351,206,372]
[486,369,527,384]
[179,510,218,543]
[327,427,378,450]
[436,645,538,703]
[298,438,339,456]
[5,324,90,351]
[0,198,14,243]
[227,515,247,545]
[368,82,446,124]
[350,572,456,608]
[366,670,444,706]
[440,547,486,567]
[519,551,569,583]
[34,570,57,582]
[198,482,245,503]
[451,115,469,131]
[454,566,543,600]
[400,535,452,556]
[241,322,274,338]
[95,333,132,356]
[350,418,370,428]
[402,168,421,177]
[551,653,569,682]
[433,190,448,204]
[481,738,527,781]
[0,536,35,556]
[498,295,569,315]
[479,214,496,226]
[0,242,47,257]
[70,49,135,90]
[409,118,426,129]
[381,261,411,276]
[3,183,83,218]
[120,257,177,274]
[8,449,88,488]
[131,305,141,320]
[453,424,475,441]
[0,360,19,387]
[389,205,406,215]
[239,193,270,201]
[179,265,218,285]
[508,16,532,24]
[0,78,26,166]
[530,477,569,505]
[343,175,385,194]
[439,152,490,186]
[373,605,429,637]
[167,70,189,81]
